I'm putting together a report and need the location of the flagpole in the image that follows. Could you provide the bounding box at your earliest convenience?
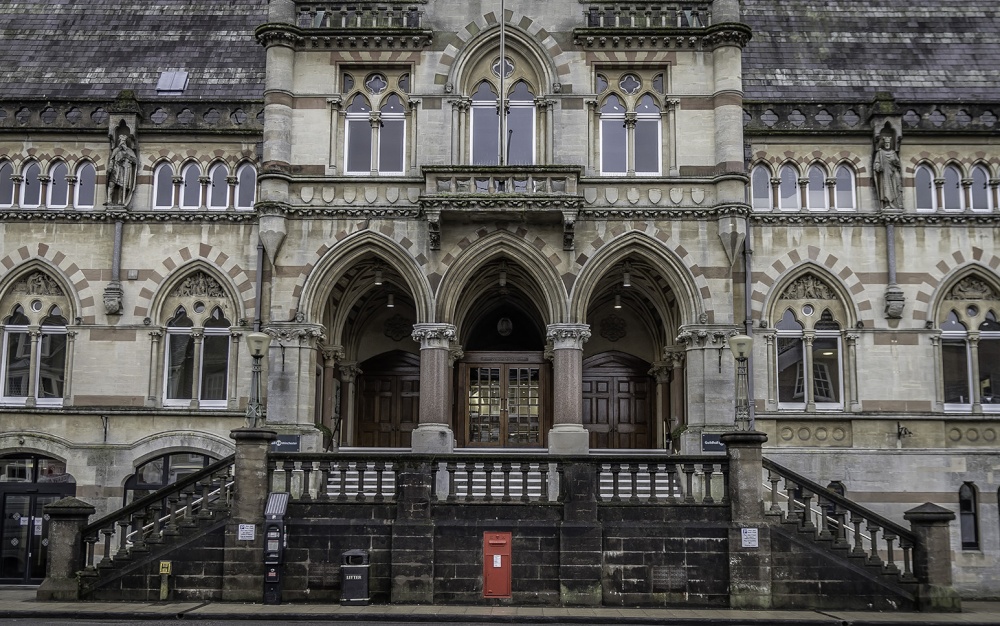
[498,0,507,166]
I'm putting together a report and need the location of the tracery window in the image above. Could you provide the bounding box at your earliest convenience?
[48,162,69,209]
[750,164,772,210]
[21,162,41,208]
[970,164,992,211]
[75,162,96,209]
[0,272,72,407]
[153,162,174,209]
[341,70,410,175]
[597,70,663,176]
[834,164,856,210]
[937,275,1000,412]
[0,161,13,206]
[959,483,979,550]
[180,162,201,209]
[942,164,963,211]
[778,164,800,210]
[915,164,935,211]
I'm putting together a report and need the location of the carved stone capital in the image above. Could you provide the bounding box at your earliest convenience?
[339,362,362,383]
[411,323,456,349]
[265,323,327,346]
[546,323,591,350]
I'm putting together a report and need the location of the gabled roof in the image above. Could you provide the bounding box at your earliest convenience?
[743,0,1000,102]
[0,0,268,101]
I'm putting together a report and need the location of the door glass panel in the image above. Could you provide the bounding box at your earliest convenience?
[1,494,30,580]
[468,367,501,444]
[30,495,58,580]
[506,367,540,445]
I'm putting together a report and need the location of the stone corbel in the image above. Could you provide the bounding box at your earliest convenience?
[425,208,441,250]
[562,210,577,251]
[257,202,288,263]
[884,284,905,319]
[717,214,746,266]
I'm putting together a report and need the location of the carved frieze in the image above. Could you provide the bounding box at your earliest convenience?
[171,271,225,298]
[12,272,63,296]
[946,276,997,301]
[780,275,835,301]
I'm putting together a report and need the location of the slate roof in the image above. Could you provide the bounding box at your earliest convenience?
[743,1,1000,102]
[0,0,268,101]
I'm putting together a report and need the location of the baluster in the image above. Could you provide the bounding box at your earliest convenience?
[816,495,833,540]
[301,461,314,501]
[682,463,696,503]
[701,462,715,504]
[629,463,640,504]
[900,538,915,581]
[83,534,97,571]
[483,461,495,502]
[464,462,475,502]
[99,528,114,567]
[198,477,213,519]
[610,462,622,502]
[355,461,367,502]
[767,470,782,514]
[501,461,513,502]
[648,463,660,504]
[282,460,294,494]
[850,514,866,557]
[883,532,899,575]
[318,460,331,501]
[799,490,816,532]
[180,488,198,527]
[552,462,561,503]
[130,512,149,553]
[720,462,729,504]
[520,462,531,503]
[336,460,349,502]
[163,494,180,536]
[145,501,164,545]
[114,520,131,560]
[665,462,678,504]
[832,506,850,549]
[866,522,882,566]
[784,480,800,522]
[374,460,386,503]
[446,461,458,502]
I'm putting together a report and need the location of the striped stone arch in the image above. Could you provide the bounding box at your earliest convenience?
[585,50,678,65]
[131,244,254,321]
[753,247,868,325]
[0,243,93,322]
[431,10,569,89]
[293,223,433,326]
[912,247,1000,323]
[333,50,422,64]
[572,223,714,324]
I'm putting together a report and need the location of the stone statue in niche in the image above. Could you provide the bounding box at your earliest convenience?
[872,133,903,211]
[106,133,138,207]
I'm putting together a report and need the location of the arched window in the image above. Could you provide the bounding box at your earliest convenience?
[75,162,96,209]
[345,94,373,174]
[160,271,235,409]
[776,309,806,408]
[940,292,1000,412]
[959,483,979,550]
[778,164,800,210]
[942,164,963,211]
[48,162,69,208]
[0,272,72,406]
[971,165,991,211]
[507,81,536,166]
[915,164,935,210]
[940,310,971,407]
[599,94,626,175]
[153,162,174,209]
[379,95,406,174]
[235,164,256,210]
[834,164,856,210]
[208,163,229,209]
[806,164,827,210]
[123,452,215,505]
[751,165,772,211]
[471,82,500,166]
[634,94,661,175]
[21,162,41,208]
[0,162,13,206]
[180,163,201,209]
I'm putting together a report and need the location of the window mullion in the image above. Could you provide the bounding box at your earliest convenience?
[625,111,636,176]
[969,332,982,413]
[27,327,40,406]
[803,332,815,411]
[192,329,204,406]
[369,111,380,175]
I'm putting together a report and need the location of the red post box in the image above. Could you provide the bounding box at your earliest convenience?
[483,531,512,598]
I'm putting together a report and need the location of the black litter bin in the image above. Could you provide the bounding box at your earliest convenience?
[341,549,370,605]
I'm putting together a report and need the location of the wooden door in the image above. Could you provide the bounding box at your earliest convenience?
[582,351,653,449]
[357,351,419,447]
[458,352,549,448]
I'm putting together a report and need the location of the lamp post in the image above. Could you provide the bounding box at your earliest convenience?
[244,331,272,428]
[729,334,753,431]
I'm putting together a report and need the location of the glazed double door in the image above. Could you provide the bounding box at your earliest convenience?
[0,492,59,583]
[460,353,550,447]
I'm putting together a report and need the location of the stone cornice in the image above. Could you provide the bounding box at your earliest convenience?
[0,209,258,223]
[750,212,1000,226]
[418,195,583,212]
[0,99,263,134]
[573,23,751,50]
[743,100,1000,135]
[580,204,750,219]
[255,23,432,50]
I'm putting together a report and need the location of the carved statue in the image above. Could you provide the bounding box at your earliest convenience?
[872,134,903,210]
[106,134,137,207]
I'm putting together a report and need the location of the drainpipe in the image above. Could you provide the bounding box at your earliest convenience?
[743,218,756,429]
[254,241,264,332]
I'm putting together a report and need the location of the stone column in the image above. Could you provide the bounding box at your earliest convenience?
[411,323,456,453]
[720,431,771,609]
[650,361,671,449]
[546,323,591,454]
[321,347,339,449]
[339,362,360,446]
[666,349,686,449]
[327,96,342,173]
[222,427,277,602]
[903,503,962,612]
[845,332,861,412]
[36,497,95,601]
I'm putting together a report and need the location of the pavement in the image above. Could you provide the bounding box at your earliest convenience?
[1,586,999,624]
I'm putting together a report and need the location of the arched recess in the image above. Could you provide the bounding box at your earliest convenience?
[148,260,242,324]
[447,23,557,98]
[298,230,433,330]
[0,259,81,321]
[581,351,654,449]
[762,262,859,328]
[929,264,1000,326]
[356,350,420,448]
[571,231,703,331]
[436,230,566,326]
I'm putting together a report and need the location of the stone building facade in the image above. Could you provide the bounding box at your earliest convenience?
[0,0,997,598]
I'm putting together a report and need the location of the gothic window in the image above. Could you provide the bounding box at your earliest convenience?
[750,164,772,210]
[942,164,963,211]
[75,162,96,209]
[596,70,664,176]
[379,95,406,174]
[159,271,235,409]
[599,94,626,174]
[153,162,174,209]
[21,161,41,208]
[48,162,69,208]
[235,163,256,209]
[208,163,229,209]
[971,164,991,211]
[834,164,856,210]
[806,164,827,210]
[634,94,661,175]
[180,162,201,209]
[959,483,979,550]
[507,81,537,166]
[0,161,13,206]
[345,94,373,174]
[471,81,500,166]
[940,304,1000,411]
[341,68,411,175]
[778,164,800,210]
[915,164,935,210]
[0,272,72,407]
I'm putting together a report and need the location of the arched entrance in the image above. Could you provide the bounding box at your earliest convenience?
[582,351,653,449]
[455,259,551,448]
[0,453,75,584]
[357,350,420,447]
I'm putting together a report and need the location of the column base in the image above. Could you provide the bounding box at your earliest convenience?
[410,424,455,454]
[548,424,590,455]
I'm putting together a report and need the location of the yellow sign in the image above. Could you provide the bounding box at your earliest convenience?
[159,561,172,575]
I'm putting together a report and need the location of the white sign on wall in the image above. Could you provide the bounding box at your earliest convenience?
[741,527,759,548]
[238,524,256,541]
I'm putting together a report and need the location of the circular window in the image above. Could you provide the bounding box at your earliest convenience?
[193,301,206,314]
[30,300,42,312]
[619,74,641,95]
[802,304,815,316]
[967,305,979,317]
[491,56,515,79]
[364,73,388,95]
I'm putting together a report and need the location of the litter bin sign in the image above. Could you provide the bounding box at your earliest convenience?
[341,549,370,605]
